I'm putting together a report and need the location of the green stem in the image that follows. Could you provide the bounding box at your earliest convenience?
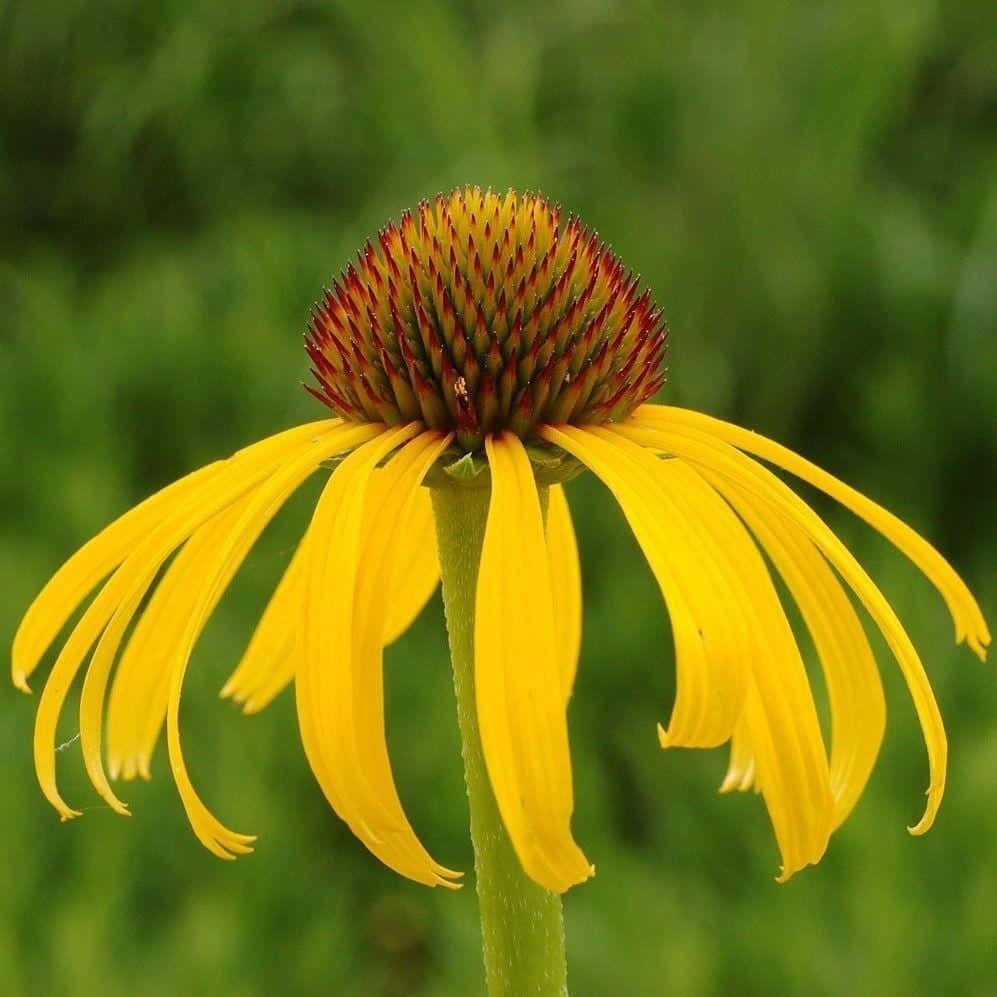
[431,485,568,997]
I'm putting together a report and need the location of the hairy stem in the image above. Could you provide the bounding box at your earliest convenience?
[431,485,568,997]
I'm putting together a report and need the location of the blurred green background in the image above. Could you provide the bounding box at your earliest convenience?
[2,1,996,994]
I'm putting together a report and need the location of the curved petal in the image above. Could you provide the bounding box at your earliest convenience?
[298,425,460,887]
[381,483,441,644]
[584,428,833,879]
[616,420,946,836]
[217,528,306,714]
[644,454,833,878]
[717,476,886,828]
[636,405,990,659]
[350,430,461,885]
[547,484,582,701]
[476,432,592,893]
[540,426,749,749]
[107,502,252,780]
[720,718,759,794]
[159,425,381,858]
[12,419,339,692]
[33,421,358,821]
[220,472,441,715]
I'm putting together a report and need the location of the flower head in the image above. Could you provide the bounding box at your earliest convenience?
[14,187,989,892]
[305,186,667,451]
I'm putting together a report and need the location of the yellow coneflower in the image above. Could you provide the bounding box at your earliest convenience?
[14,188,990,908]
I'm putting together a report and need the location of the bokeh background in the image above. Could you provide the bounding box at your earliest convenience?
[2,1,996,994]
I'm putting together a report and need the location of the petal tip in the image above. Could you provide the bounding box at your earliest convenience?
[908,790,942,836]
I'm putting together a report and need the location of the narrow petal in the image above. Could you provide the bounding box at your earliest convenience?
[547,484,582,701]
[220,474,441,715]
[218,525,308,713]
[720,718,759,794]
[476,432,592,893]
[12,419,339,691]
[382,484,441,644]
[635,405,990,659]
[106,425,382,779]
[299,425,460,887]
[616,420,947,835]
[33,421,366,822]
[590,428,834,878]
[540,426,749,749]
[717,476,886,827]
[651,461,833,876]
[161,422,381,857]
[350,430,461,885]
[108,502,250,780]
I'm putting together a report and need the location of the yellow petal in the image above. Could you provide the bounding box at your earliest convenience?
[12,419,339,692]
[105,425,380,782]
[382,483,441,644]
[717,477,886,827]
[162,422,381,858]
[547,484,582,701]
[720,718,759,794]
[540,426,749,749]
[33,421,364,822]
[13,463,220,694]
[476,432,592,893]
[635,405,990,659]
[218,523,308,714]
[107,502,251,780]
[616,420,946,836]
[299,425,460,887]
[220,472,441,714]
[588,429,834,879]
[351,430,461,885]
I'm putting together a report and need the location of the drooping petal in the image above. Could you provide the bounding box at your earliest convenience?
[85,501,253,808]
[635,405,991,659]
[219,474,441,715]
[616,420,947,835]
[380,481,441,645]
[540,426,749,749]
[547,484,582,701]
[349,430,461,885]
[107,501,252,780]
[720,718,759,794]
[588,428,834,878]
[298,425,460,887]
[217,526,306,714]
[647,457,833,876]
[160,424,380,858]
[475,432,592,893]
[12,419,339,692]
[33,421,368,822]
[716,476,886,827]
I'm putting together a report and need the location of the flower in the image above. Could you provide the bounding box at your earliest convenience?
[14,186,989,893]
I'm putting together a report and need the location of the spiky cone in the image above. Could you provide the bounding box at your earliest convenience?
[13,186,989,997]
[305,186,667,454]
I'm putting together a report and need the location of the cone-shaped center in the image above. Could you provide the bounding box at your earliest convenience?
[306,186,668,452]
